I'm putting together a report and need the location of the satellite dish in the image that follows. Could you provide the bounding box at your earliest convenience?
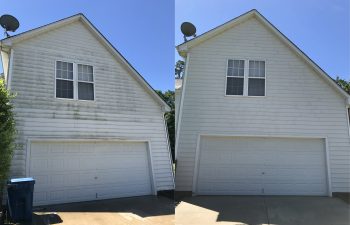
[181,22,196,42]
[0,14,19,37]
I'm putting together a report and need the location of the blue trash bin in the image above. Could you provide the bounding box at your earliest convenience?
[7,177,35,222]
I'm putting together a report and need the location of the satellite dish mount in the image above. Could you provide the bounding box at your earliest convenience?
[181,22,196,42]
[0,14,19,37]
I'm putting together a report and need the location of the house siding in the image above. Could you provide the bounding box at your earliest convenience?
[9,21,174,191]
[176,17,350,192]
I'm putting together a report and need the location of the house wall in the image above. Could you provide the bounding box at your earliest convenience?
[176,17,350,192]
[9,21,174,191]
[175,79,182,131]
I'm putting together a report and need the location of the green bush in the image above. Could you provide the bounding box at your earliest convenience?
[0,77,16,203]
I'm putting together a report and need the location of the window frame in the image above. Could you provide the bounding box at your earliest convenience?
[225,58,267,97]
[225,59,245,96]
[54,60,95,101]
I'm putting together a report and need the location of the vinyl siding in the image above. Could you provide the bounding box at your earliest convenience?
[176,17,350,192]
[9,21,174,191]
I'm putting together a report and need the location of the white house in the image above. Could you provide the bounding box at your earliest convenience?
[175,9,350,196]
[0,14,174,206]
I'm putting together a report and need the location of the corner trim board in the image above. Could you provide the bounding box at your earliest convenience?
[175,53,190,159]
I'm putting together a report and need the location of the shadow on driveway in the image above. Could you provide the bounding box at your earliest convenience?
[16,195,174,225]
[176,195,350,225]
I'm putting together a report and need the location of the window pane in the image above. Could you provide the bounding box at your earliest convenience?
[228,60,244,77]
[226,77,243,95]
[78,82,94,100]
[56,80,73,99]
[78,64,93,82]
[233,68,239,76]
[61,70,67,79]
[56,70,62,79]
[248,78,265,96]
[56,61,73,80]
[68,63,73,72]
[259,61,265,77]
[227,67,233,76]
[249,60,265,77]
[68,71,73,80]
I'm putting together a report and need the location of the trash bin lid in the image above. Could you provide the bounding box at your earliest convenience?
[10,177,35,183]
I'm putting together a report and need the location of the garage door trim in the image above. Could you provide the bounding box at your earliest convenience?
[192,134,332,197]
[25,137,157,196]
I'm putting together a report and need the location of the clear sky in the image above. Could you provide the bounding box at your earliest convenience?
[0,0,174,91]
[175,0,349,80]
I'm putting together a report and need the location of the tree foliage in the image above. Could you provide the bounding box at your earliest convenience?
[0,77,16,198]
[335,77,350,94]
[175,60,185,79]
[156,90,175,160]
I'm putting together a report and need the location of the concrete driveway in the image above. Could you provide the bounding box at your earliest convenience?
[27,196,174,225]
[175,196,350,225]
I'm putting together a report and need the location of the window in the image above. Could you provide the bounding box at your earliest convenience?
[56,61,73,99]
[78,64,94,100]
[248,61,265,96]
[55,61,94,100]
[226,60,244,95]
[225,59,266,96]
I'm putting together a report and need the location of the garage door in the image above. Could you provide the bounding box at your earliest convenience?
[196,137,328,196]
[29,141,153,206]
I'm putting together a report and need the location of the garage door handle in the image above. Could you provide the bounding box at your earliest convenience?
[262,172,265,175]
[94,176,98,179]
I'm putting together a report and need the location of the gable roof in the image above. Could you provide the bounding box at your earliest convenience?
[177,9,350,102]
[0,13,171,111]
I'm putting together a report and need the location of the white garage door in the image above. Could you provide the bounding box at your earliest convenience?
[196,137,328,196]
[29,141,153,206]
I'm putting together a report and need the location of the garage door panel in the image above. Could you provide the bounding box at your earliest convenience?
[200,167,262,181]
[264,183,326,195]
[30,141,153,206]
[96,170,151,185]
[196,137,328,196]
[199,182,262,195]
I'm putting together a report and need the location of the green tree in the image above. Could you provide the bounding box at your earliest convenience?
[175,60,185,79]
[0,77,16,208]
[335,76,350,94]
[156,90,175,160]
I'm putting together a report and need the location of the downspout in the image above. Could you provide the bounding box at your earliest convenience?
[175,52,190,160]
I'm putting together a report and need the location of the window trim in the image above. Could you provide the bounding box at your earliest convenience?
[225,59,245,96]
[54,60,95,101]
[225,58,267,97]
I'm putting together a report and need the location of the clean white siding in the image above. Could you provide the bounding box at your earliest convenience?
[176,17,350,192]
[9,21,174,191]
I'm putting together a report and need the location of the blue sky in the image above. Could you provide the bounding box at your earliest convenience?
[0,0,174,91]
[175,0,349,80]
